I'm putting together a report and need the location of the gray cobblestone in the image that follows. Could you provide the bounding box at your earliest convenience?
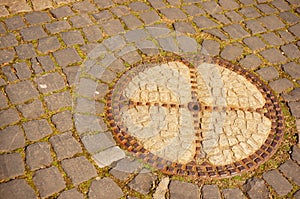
[244,36,266,51]
[263,169,293,197]
[257,66,279,81]
[239,7,261,18]
[62,156,97,185]
[279,159,300,186]
[271,0,291,11]
[37,36,61,53]
[61,30,85,46]
[20,25,47,41]
[0,125,25,152]
[51,111,73,132]
[0,91,8,109]
[225,11,243,22]
[50,6,74,18]
[110,5,130,17]
[14,62,32,80]
[6,81,39,104]
[158,37,180,53]
[63,66,80,86]
[31,0,53,10]
[139,10,160,25]
[245,20,267,34]
[89,178,124,199]
[44,91,72,111]
[170,180,200,199]
[25,11,51,24]
[26,142,52,170]
[174,22,195,34]
[148,0,166,9]
[201,1,222,14]
[110,157,141,180]
[16,44,36,59]
[94,0,113,8]
[281,43,300,59]
[101,19,124,36]
[70,14,93,28]
[0,179,36,199]
[202,185,221,199]
[35,72,65,93]
[2,66,18,81]
[283,62,300,79]
[58,189,84,199]
[129,169,157,194]
[289,23,300,37]
[0,108,20,127]
[82,132,115,154]
[33,166,66,198]
[160,8,187,20]
[243,177,269,199]
[5,16,26,31]
[53,47,81,67]
[92,146,125,168]
[223,24,250,39]
[221,44,243,61]
[256,4,277,14]
[92,10,113,22]
[23,119,52,141]
[262,32,284,46]
[49,132,82,160]
[121,14,143,29]
[260,48,287,64]
[292,146,300,164]
[223,188,246,199]
[46,21,71,34]
[201,39,220,56]
[183,5,205,16]
[0,153,24,180]
[72,1,97,13]
[177,35,198,53]
[83,25,102,42]
[129,2,150,11]
[269,78,293,93]
[194,16,218,29]
[0,33,18,48]
[75,114,107,134]
[289,102,300,118]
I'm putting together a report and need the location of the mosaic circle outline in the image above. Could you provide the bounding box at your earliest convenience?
[106,53,285,179]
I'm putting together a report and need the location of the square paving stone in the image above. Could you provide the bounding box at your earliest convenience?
[0,108,20,127]
[88,178,124,199]
[289,101,300,118]
[0,91,8,109]
[169,180,200,199]
[289,23,300,37]
[243,177,269,199]
[0,153,25,180]
[183,5,205,16]
[243,36,266,51]
[212,14,231,24]
[5,16,26,31]
[92,146,125,168]
[194,16,218,29]
[14,62,32,80]
[101,19,124,36]
[35,55,55,72]
[272,0,291,11]
[219,0,239,9]
[35,72,65,93]
[257,66,279,81]
[23,119,52,141]
[82,132,115,154]
[160,8,187,20]
[53,47,81,67]
[0,22,6,34]
[2,66,18,82]
[6,80,39,104]
[139,10,160,25]
[50,6,74,18]
[25,11,51,24]
[17,99,44,119]
[31,0,53,10]
[201,1,222,14]
[292,146,300,164]
[260,48,287,63]
[0,179,36,199]
[92,10,114,22]
[245,20,267,34]
[279,159,300,186]
[263,169,293,197]
[201,39,220,56]
[279,11,299,24]
[94,0,114,8]
[33,166,66,198]
[0,33,18,48]
[222,188,246,199]
[44,91,72,111]
[20,26,47,41]
[83,25,103,42]
[129,1,150,11]
[240,54,262,70]
[239,7,261,18]
[70,14,93,28]
[283,62,300,79]
[269,78,293,93]
[45,21,71,34]
[110,5,130,17]
[261,32,284,46]
[51,110,73,132]
[121,14,143,29]
[278,30,296,43]
[174,22,195,34]
[109,157,141,180]
[256,4,277,14]
[58,189,84,199]
[128,169,157,195]
[61,156,97,185]
[15,44,37,59]
[223,24,250,39]
[61,30,85,46]
[225,11,243,22]
[221,44,243,61]
[259,15,285,31]
[49,132,82,160]
[37,36,61,54]
[281,44,300,59]
[72,1,98,13]
[148,0,166,9]
[0,125,25,152]
[26,142,52,170]
[62,66,80,86]
[202,185,221,199]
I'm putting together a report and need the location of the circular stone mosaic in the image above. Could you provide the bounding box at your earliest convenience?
[106,55,284,178]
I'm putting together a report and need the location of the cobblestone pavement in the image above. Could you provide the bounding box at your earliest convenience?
[0,0,300,198]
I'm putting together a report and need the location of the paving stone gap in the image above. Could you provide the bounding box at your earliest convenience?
[0,0,299,198]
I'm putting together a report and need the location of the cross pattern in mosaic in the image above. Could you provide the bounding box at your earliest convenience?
[106,55,284,178]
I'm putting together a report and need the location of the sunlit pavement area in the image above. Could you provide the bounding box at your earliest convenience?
[0,0,300,198]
